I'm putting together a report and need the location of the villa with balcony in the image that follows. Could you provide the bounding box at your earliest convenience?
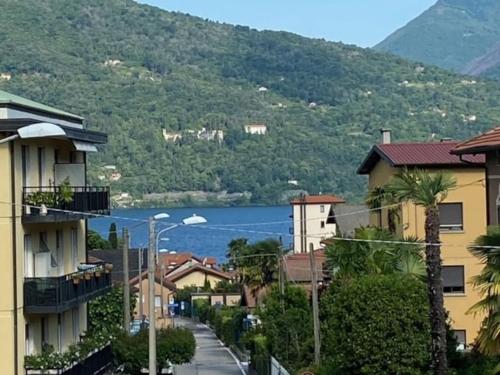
[0,90,111,375]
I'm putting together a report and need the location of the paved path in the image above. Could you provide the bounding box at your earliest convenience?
[175,318,246,375]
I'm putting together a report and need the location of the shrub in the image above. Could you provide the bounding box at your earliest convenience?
[112,328,195,373]
[193,299,210,323]
[321,275,431,375]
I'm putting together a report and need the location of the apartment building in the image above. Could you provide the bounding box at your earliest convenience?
[357,131,486,347]
[290,194,345,253]
[0,90,111,374]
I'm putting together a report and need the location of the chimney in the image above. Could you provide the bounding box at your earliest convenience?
[380,128,391,144]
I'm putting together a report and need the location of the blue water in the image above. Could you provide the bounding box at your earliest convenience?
[90,206,292,262]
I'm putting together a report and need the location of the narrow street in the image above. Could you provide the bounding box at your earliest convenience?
[175,318,246,375]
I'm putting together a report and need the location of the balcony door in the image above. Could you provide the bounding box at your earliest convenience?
[56,230,64,275]
[24,235,34,278]
[71,229,78,271]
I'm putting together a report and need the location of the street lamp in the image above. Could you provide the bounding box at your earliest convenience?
[148,213,207,375]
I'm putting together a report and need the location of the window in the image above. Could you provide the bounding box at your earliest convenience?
[155,296,161,307]
[38,147,45,186]
[41,317,49,347]
[443,266,465,293]
[320,221,325,229]
[452,330,466,351]
[439,203,463,231]
[320,205,325,213]
[72,308,79,342]
[71,229,78,271]
[21,145,29,187]
[56,230,64,274]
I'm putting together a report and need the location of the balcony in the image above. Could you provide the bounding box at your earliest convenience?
[25,344,112,375]
[22,186,110,223]
[24,265,112,314]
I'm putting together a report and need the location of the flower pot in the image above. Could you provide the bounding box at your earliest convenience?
[104,264,113,273]
[95,271,102,278]
[72,277,80,285]
[84,273,92,280]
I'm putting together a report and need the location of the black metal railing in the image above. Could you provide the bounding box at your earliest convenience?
[62,344,112,375]
[25,344,112,375]
[24,265,112,314]
[22,186,110,218]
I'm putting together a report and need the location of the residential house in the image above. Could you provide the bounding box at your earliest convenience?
[357,130,486,347]
[129,271,176,322]
[0,90,111,374]
[290,194,345,253]
[451,127,500,226]
[284,249,329,293]
[244,124,267,135]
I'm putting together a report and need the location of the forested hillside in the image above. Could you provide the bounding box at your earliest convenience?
[2,0,500,203]
[376,0,500,77]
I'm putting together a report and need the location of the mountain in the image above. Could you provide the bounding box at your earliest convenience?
[376,0,500,76]
[2,0,500,204]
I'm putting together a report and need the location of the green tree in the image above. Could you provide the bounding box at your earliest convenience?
[226,238,282,294]
[112,328,195,373]
[87,229,111,250]
[88,286,136,337]
[468,227,500,355]
[385,168,456,375]
[326,227,425,280]
[108,222,118,249]
[257,284,314,373]
[321,275,431,375]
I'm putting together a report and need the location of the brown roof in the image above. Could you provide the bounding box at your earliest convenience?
[290,195,345,205]
[358,142,485,174]
[166,264,231,283]
[284,250,327,283]
[452,127,500,155]
[158,252,218,269]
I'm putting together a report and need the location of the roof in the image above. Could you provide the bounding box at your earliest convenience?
[290,195,345,205]
[129,270,177,291]
[334,205,370,236]
[452,127,500,155]
[284,250,327,283]
[358,142,485,174]
[158,252,218,272]
[166,264,231,283]
[0,89,83,121]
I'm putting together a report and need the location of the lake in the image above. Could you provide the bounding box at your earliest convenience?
[90,206,292,262]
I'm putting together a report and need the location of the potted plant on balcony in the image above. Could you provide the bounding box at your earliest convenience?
[84,270,93,281]
[25,191,56,215]
[104,263,113,273]
[94,266,103,278]
[57,178,74,208]
[72,272,83,285]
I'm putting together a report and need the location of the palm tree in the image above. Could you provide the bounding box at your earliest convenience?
[385,168,456,375]
[468,227,500,355]
[326,226,425,280]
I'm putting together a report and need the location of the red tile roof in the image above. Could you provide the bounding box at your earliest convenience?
[290,195,345,205]
[452,127,500,155]
[284,250,327,282]
[358,142,485,174]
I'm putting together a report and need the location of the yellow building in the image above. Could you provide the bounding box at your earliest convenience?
[0,90,111,374]
[358,133,486,347]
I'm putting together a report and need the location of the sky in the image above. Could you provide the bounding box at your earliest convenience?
[141,0,437,47]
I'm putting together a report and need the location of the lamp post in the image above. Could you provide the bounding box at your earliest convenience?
[148,213,207,375]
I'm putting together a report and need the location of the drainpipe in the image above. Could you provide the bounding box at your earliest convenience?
[10,140,19,375]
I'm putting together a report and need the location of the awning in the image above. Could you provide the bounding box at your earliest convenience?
[73,140,98,153]
[0,122,107,146]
